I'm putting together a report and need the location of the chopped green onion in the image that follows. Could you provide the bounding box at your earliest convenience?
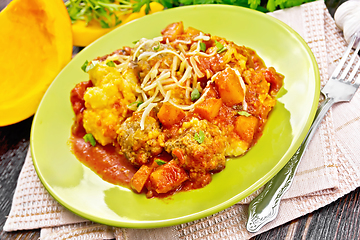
[238,111,251,117]
[199,42,206,52]
[83,133,96,147]
[194,130,205,144]
[132,40,139,44]
[215,40,227,53]
[81,60,89,72]
[153,43,160,51]
[106,61,116,67]
[81,60,98,72]
[191,88,201,101]
[155,159,167,166]
[128,101,143,107]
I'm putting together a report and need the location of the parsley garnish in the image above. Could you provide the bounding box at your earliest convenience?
[106,61,116,67]
[238,111,251,117]
[155,159,167,165]
[83,133,96,146]
[199,42,206,52]
[65,0,132,28]
[194,130,205,144]
[215,40,227,54]
[191,88,201,101]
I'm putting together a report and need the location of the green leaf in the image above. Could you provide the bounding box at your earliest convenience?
[179,0,193,5]
[155,159,167,165]
[194,130,205,144]
[238,111,251,117]
[248,0,261,9]
[191,88,201,101]
[199,41,206,52]
[99,19,110,28]
[106,61,116,67]
[83,133,96,146]
[133,0,151,13]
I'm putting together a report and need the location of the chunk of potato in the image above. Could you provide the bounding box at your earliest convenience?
[194,98,222,121]
[157,102,186,127]
[214,68,245,106]
[131,165,153,193]
[234,115,259,143]
[149,160,188,194]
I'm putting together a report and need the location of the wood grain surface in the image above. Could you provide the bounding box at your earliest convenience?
[1,0,359,239]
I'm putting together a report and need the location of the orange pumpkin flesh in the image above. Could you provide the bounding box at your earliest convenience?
[0,0,72,126]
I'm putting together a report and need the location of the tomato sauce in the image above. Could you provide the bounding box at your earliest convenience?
[70,134,136,187]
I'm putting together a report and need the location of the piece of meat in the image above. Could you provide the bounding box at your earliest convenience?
[117,112,164,166]
[165,118,227,173]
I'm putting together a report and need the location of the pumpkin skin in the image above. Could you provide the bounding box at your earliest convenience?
[0,0,72,126]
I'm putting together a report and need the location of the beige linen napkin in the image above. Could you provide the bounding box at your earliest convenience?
[4,1,360,239]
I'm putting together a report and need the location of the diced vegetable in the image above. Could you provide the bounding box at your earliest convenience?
[130,165,153,193]
[161,21,184,42]
[149,160,188,194]
[157,102,185,127]
[194,97,222,121]
[214,68,244,106]
[234,115,259,143]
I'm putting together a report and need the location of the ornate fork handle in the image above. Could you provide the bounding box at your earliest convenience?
[246,95,334,233]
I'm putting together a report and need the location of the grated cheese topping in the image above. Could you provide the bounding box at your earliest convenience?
[103,31,251,130]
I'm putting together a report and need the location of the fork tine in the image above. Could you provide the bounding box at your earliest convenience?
[340,35,360,82]
[347,52,360,84]
[331,32,359,80]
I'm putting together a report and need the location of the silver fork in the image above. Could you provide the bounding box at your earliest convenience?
[246,30,360,233]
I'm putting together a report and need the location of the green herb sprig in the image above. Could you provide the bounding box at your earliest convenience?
[65,0,133,28]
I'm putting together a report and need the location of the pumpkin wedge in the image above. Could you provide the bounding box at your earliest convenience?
[0,0,72,126]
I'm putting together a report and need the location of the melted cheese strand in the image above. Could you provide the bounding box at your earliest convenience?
[138,88,159,112]
[193,32,211,41]
[141,61,161,88]
[147,49,185,61]
[189,56,204,78]
[234,68,248,111]
[178,66,193,84]
[140,103,157,130]
[162,90,172,102]
[133,37,163,60]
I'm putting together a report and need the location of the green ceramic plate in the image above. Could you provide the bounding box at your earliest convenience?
[31,5,320,228]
